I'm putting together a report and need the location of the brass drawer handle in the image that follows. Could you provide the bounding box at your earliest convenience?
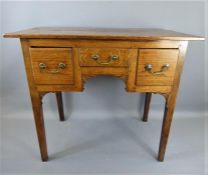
[39,62,66,74]
[91,54,119,65]
[144,64,170,76]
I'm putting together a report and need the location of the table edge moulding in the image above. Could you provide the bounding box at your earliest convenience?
[3,27,205,162]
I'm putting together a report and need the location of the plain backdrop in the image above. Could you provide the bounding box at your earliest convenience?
[0,1,207,174]
[1,1,206,119]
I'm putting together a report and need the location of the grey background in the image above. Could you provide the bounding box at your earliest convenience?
[1,1,206,120]
[0,1,207,174]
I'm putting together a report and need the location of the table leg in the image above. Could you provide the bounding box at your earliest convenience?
[157,42,188,161]
[142,93,152,122]
[55,92,65,121]
[158,94,176,161]
[31,92,48,161]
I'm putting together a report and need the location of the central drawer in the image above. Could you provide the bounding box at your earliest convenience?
[78,48,130,67]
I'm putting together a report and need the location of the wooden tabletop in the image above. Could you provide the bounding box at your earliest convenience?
[3,27,204,41]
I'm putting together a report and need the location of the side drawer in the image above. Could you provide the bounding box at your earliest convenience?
[29,48,74,85]
[79,48,130,67]
[136,49,179,86]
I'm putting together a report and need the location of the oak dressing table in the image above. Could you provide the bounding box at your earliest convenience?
[4,27,204,161]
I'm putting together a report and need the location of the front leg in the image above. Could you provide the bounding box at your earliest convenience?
[157,42,188,161]
[30,92,48,161]
[158,93,177,161]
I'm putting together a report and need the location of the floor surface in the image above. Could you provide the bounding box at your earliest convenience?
[1,113,206,175]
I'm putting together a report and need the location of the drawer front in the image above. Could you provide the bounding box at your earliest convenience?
[136,49,179,86]
[79,48,130,67]
[30,48,74,85]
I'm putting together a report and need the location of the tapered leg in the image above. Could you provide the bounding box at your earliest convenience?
[158,95,176,161]
[142,93,152,122]
[31,93,48,161]
[56,92,65,121]
[157,42,188,161]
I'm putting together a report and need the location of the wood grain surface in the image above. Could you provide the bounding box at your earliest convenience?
[30,48,74,85]
[136,49,179,86]
[3,27,204,40]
